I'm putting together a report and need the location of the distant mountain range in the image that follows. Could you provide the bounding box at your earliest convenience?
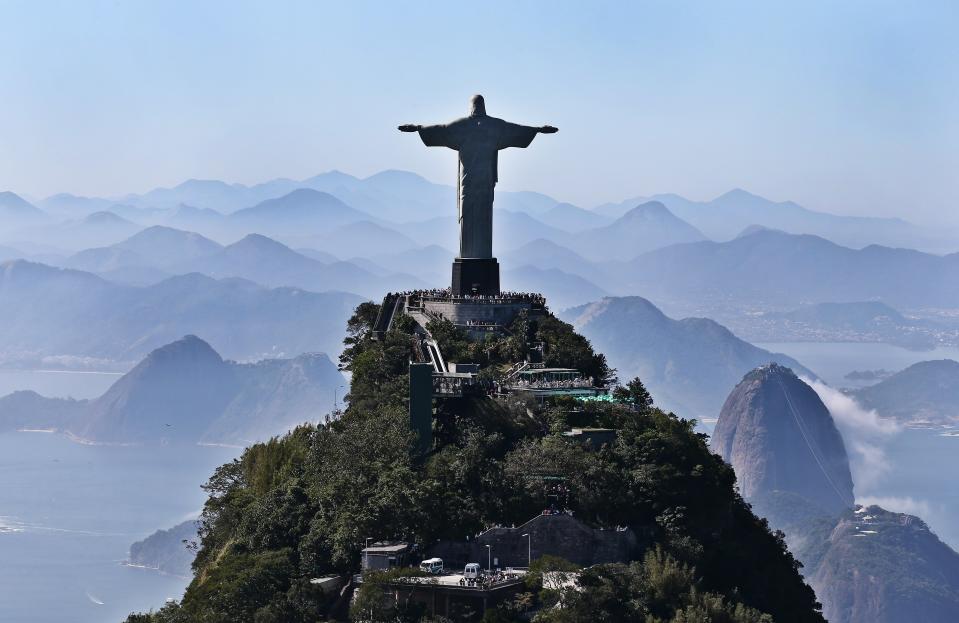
[108,169,560,222]
[70,225,223,272]
[228,188,370,237]
[566,201,707,261]
[597,188,951,252]
[4,171,959,359]
[712,363,959,623]
[0,260,362,367]
[724,301,952,349]
[851,360,959,425]
[5,169,954,257]
[32,209,141,245]
[63,226,426,295]
[0,335,345,444]
[541,202,613,231]
[503,265,609,310]
[561,296,815,417]
[55,174,951,254]
[616,228,959,315]
[501,238,600,282]
[0,191,48,230]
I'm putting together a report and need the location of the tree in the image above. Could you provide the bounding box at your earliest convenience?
[613,376,654,412]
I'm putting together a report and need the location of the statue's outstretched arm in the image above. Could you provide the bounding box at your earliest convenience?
[539,125,558,134]
[398,124,422,132]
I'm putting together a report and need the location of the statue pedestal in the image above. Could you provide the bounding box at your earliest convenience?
[451,258,500,296]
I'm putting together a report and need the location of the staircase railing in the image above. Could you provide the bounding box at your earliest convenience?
[371,293,399,339]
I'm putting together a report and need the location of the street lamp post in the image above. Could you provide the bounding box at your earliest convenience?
[363,537,372,569]
[485,544,491,573]
[334,385,345,411]
[522,533,530,567]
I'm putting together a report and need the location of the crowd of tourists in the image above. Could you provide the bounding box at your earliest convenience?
[508,377,593,390]
[458,569,523,589]
[463,319,499,327]
[388,288,546,307]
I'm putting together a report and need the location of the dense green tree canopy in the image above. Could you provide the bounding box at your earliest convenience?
[127,304,823,622]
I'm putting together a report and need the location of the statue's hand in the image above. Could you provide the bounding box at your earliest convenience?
[398,124,421,132]
[539,125,558,134]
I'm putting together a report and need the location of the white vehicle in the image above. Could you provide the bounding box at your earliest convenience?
[463,563,481,580]
[419,557,444,574]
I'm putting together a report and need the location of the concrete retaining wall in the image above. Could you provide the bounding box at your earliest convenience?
[426,514,640,570]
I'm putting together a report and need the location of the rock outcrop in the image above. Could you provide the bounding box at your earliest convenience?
[714,364,959,622]
[811,506,959,623]
[711,363,854,515]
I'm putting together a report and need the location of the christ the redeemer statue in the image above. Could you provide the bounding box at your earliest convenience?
[400,94,557,295]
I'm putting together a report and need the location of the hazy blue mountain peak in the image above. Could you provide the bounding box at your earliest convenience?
[125,224,216,243]
[736,224,786,238]
[0,259,107,285]
[141,334,223,366]
[618,200,675,220]
[81,210,135,226]
[714,187,768,202]
[0,190,38,209]
[363,169,433,186]
[230,232,292,250]
[0,191,46,222]
[232,188,361,223]
[175,178,245,192]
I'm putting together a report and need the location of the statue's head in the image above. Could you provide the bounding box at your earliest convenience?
[469,94,486,117]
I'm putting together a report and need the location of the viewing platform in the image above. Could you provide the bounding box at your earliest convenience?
[402,288,548,338]
[502,366,608,400]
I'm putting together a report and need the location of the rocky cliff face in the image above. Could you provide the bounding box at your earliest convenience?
[711,363,854,515]
[714,364,959,622]
[811,506,959,623]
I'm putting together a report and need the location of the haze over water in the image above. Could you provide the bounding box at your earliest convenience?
[0,427,239,622]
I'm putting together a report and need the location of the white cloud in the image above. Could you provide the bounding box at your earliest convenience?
[803,377,899,436]
[802,377,900,490]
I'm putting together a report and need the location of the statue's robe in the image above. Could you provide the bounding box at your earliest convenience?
[418,115,539,259]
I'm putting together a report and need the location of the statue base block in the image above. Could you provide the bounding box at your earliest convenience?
[451,258,500,296]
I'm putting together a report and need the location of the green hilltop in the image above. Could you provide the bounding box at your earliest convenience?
[126,302,824,623]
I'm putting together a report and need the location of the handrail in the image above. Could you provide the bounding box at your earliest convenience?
[425,338,447,374]
[385,294,404,332]
[371,293,399,338]
[503,361,531,383]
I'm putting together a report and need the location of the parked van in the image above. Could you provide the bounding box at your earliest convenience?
[419,557,444,574]
[463,563,481,580]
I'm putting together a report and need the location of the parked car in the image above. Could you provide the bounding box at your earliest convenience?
[463,563,481,580]
[419,557,444,574]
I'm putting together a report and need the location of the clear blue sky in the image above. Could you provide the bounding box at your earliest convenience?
[0,1,956,224]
